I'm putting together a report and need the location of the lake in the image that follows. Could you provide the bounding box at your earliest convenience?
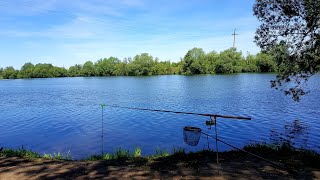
[0,74,319,159]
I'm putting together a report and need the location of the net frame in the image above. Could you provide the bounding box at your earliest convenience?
[183,126,202,146]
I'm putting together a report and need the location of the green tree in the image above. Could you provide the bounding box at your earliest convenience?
[182,48,206,74]
[0,67,3,79]
[3,66,18,79]
[82,61,96,76]
[151,61,172,75]
[125,62,139,76]
[205,51,219,73]
[253,0,320,101]
[171,62,181,74]
[49,67,68,77]
[215,48,244,73]
[129,53,155,75]
[113,62,127,76]
[68,64,82,77]
[243,54,259,72]
[18,62,34,78]
[255,52,276,72]
[95,57,119,76]
[0,49,281,79]
[32,63,54,78]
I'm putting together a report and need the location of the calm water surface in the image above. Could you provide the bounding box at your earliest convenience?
[0,74,319,159]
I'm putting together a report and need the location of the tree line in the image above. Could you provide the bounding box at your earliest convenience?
[0,47,278,79]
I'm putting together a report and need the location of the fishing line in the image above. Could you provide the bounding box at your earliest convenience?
[201,131,298,175]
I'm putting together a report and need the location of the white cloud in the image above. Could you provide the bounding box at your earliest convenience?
[0,0,261,68]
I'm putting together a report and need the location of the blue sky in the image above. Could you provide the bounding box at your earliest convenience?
[0,0,260,68]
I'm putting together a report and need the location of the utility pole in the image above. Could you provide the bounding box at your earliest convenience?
[232,29,239,49]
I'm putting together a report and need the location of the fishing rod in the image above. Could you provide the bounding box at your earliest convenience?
[108,105,251,120]
[106,104,253,173]
[104,104,297,174]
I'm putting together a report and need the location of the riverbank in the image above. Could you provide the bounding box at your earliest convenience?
[1,144,319,179]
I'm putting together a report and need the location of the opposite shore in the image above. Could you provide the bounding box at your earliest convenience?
[1,47,278,79]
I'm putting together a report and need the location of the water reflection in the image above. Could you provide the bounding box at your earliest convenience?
[270,119,309,148]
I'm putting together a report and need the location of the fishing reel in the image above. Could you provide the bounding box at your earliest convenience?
[206,115,217,129]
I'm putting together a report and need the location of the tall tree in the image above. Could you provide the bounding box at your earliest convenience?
[19,62,34,78]
[82,61,96,76]
[2,66,18,79]
[183,48,206,74]
[32,63,54,78]
[130,53,155,75]
[253,0,320,101]
[0,67,3,79]
[68,64,82,77]
[95,57,119,76]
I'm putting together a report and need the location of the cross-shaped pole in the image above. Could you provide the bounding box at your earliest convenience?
[232,29,239,48]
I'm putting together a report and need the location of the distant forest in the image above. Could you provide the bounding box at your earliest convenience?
[0,47,277,79]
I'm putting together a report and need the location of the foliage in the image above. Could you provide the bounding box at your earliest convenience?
[0,147,72,160]
[0,67,3,79]
[68,64,82,77]
[0,48,279,80]
[2,66,18,79]
[182,48,207,74]
[0,147,40,159]
[82,61,96,76]
[253,0,320,101]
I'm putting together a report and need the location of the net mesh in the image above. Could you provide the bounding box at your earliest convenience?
[183,126,202,146]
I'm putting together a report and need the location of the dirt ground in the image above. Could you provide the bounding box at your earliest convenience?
[1,154,319,180]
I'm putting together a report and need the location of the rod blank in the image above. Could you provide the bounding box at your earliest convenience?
[108,105,251,120]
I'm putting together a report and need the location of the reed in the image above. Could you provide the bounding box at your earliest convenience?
[132,147,142,158]
[43,151,72,160]
[0,147,71,160]
[154,147,169,158]
[172,147,186,155]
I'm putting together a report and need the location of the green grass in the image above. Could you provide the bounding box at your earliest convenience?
[0,147,72,160]
[86,148,131,161]
[43,151,72,160]
[86,147,174,161]
[0,147,40,159]
[132,147,142,158]
[154,147,169,158]
[2,144,319,170]
[243,142,319,156]
[242,143,320,168]
[172,147,186,155]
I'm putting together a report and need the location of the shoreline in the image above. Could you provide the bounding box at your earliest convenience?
[1,144,319,179]
[0,72,278,80]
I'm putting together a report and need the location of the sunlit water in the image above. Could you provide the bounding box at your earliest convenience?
[0,74,319,159]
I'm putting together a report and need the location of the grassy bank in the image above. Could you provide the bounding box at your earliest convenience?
[1,144,320,179]
[0,147,72,160]
[1,144,319,168]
